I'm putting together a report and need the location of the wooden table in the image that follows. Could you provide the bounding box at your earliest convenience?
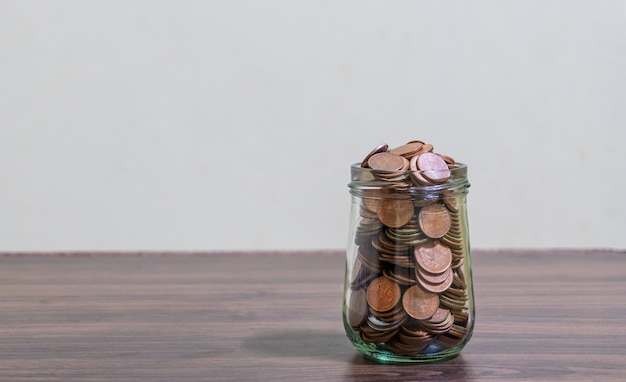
[1,249,625,381]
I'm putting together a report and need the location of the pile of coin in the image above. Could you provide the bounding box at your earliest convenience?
[347,140,471,355]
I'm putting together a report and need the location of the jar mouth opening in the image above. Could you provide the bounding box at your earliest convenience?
[348,162,469,195]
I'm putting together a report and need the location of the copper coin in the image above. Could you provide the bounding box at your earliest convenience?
[418,203,451,238]
[367,277,401,313]
[361,143,388,168]
[414,241,453,274]
[421,143,434,153]
[402,285,439,320]
[417,265,450,284]
[417,152,451,184]
[368,152,407,172]
[417,267,453,294]
[389,142,423,158]
[377,198,414,228]
[361,327,399,344]
[348,288,368,327]
[428,308,451,324]
[372,301,405,321]
[443,197,459,213]
[383,267,415,286]
[385,341,426,356]
[409,154,433,186]
[362,197,380,213]
[439,294,466,311]
[367,314,405,331]
[436,153,456,165]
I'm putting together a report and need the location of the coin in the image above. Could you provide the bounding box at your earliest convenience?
[448,324,468,338]
[350,265,377,290]
[377,198,414,228]
[416,267,453,293]
[348,288,368,327]
[368,152,407,172]
[389,142,423,159]
[367,313,406,332]
[362,197,380,213]
[418,203,451,238]
[367,277,401,313]
[406,139,425,146]
[420,308,454,334]
[439,294,466,311]
[409,155,434,186]
[372,301,405,320]
[358,249,381,272]
[443,197,459,213]
[361,143,388,168]
[383,267,415,286]
[444,283,467,300]
[417,265,451,284]
[385,339,428,355]
[417,152,451,184]
[437,153,456,165]
[414,241,452,274]
[402,285,439,320]
[428,308,451,324]
[360,326,399,344]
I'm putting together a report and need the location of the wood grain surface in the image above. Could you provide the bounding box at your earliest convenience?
[1,249,625,381]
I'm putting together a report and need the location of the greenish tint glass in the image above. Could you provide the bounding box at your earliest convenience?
[343,163,474,363]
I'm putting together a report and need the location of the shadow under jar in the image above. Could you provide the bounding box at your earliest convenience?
[343,162,474,363]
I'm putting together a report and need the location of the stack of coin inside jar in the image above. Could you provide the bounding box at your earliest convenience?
[347,140,471,356]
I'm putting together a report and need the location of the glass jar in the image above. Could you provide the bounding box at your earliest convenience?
[343,161,474,363]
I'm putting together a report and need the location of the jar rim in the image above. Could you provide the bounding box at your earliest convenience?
[348,162,469,196]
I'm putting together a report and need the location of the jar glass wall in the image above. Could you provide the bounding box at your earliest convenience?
[343,163,474,363]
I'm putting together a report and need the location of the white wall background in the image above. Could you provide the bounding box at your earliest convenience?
[1,0,625,251]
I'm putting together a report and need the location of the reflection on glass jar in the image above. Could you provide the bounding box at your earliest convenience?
[343,157,474,363]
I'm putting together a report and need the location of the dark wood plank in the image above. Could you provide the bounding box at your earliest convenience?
[0,249,625,381]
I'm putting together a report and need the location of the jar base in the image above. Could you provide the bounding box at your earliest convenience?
[359,347,462,364]
[345,322,471,364]
[353,341,467,364]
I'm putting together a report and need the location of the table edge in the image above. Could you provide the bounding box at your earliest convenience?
[0,247,624,258]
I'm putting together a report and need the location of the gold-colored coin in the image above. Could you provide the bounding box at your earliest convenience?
[377,198,414,228]
[414,241,452,274]
[402,285,439,320]
[418,203,451,238]
[367,277,401,313]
